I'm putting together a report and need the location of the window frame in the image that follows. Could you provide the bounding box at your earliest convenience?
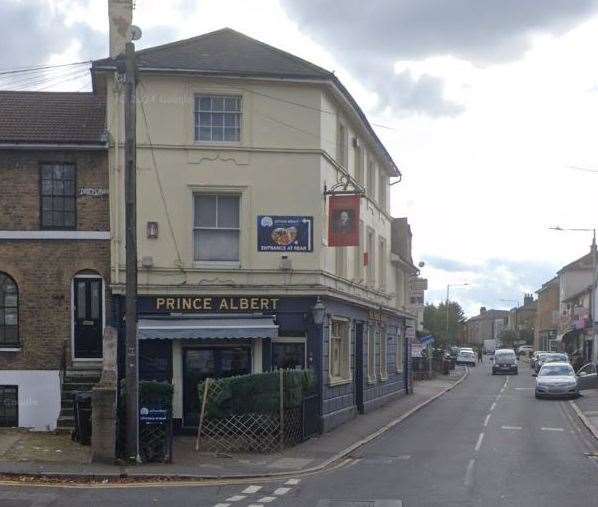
[396,330,405,373]
[194,94,243,144]
[0,385,18,427]
[366,155,376,201]
[378,170,387,211]
[367,324,377,383]
[328,317,352,385]
[192,193,241,265]
[379,325,388,380]
[39,162,77,230]
[366,227,376,286]
[337,122,348,169]
[378,236,386,290]
[335,246,347,279]
[0,272,19,349]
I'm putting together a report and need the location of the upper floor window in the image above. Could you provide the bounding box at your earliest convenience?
[354,142,364,185]
[40,163,75,229]
[337,123,348,168]
[193,194,240,262]
[367,156,376,201]
[378,171,387,211]
[194,95,242,142]
[0,273,18,348]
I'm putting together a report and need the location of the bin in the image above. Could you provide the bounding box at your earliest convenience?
[72,392,92,445]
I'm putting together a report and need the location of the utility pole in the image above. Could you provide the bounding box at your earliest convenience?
[124,41,139,462]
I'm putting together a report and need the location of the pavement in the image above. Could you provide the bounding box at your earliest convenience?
[0,368,467,480]
[570,380,598,439]
[2,357,598,506]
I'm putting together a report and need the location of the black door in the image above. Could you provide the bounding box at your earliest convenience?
[74,278,103,358]
[354,322,364,414]
[183,346,251,427]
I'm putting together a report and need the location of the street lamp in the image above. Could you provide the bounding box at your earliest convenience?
[446,283,470,343]
[549,226,597,361]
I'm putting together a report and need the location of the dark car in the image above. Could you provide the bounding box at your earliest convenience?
[492,349,518,375]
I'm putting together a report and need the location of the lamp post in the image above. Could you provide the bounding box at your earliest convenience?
[549,226,597,362]
[446,283,470,344]
[500,298,520,348]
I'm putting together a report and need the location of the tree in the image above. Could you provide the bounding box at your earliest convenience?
[423,301,466,346]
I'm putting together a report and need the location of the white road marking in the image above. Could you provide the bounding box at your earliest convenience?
[490,402,497,411]
[225,495,246,502]
[273,488,291,496]
[285,479,301,485]
[501,425,522,430]
[483,414,491,427]
[514,387,534,390]
[475,432,485,452]
[464,458,476,486]
[213,504,231,507]
[541,427,564,432]
[243,486,263,494]
[257,497,276,503]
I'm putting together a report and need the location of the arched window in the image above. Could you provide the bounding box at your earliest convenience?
[0,273,19,347]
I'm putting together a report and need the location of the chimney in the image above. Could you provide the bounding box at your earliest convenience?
[108,0,133,57]
[524,293,533,306]
[480,306,487,314]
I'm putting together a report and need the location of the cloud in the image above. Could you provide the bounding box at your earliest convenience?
[281,0,598,117]
[281,0,598,64]
[0,0,105,69]
[423,256,559,316]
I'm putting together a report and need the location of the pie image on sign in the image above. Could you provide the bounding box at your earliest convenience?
[271,227,298,246]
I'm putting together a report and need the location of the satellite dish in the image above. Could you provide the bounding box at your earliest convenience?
[130,25,142,41]
[418,261,425,268]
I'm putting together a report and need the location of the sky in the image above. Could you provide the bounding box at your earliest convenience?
[3,0,598,316]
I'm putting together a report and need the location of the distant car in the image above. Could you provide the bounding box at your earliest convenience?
[535,353,568,374]
[533,352,552,372]
[534,362,579,399]
[492,349,518,375]
[530,351,547,369]
[517,345,533,356]
[456,350,476,367]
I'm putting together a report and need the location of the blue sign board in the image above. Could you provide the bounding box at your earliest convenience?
[257,215,313,252]
[419,335,435,346]
[140,406,169,425]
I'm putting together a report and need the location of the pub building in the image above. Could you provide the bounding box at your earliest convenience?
[114,292,412,433]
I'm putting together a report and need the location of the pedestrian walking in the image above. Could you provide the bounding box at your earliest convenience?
[477,348,483,364]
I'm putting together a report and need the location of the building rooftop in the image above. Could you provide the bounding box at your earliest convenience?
[0,91,106,146]
[92,27,399,175]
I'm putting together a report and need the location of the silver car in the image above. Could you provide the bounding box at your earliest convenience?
[534,362,579,399]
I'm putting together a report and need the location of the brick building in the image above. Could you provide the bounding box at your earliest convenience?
[463,308,509,346]
[0,91,109,430]
[534,278,559,351]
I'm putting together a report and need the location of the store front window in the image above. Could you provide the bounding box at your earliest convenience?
[183,346,251,427]
[272,339,306,370]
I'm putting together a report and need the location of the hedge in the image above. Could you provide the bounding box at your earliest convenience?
[198,369,315,419]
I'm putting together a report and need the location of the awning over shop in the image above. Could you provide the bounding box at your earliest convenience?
[137,317,278,340]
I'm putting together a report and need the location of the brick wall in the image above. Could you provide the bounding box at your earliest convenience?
[0,148,110,370]
[0,241,110,370]
[534,282,559,350]
[0,150,109,231]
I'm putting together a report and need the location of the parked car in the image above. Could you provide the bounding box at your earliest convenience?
[530,351,547,369]
[456,349,476,367]
[449,346,460,360]
[492,349,518,375]
[576,363,598,390]
[534,362,579,398]
[517,345,533,356]
[535,353,568,374]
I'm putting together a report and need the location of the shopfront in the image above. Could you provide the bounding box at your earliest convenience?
[115,295,317,430]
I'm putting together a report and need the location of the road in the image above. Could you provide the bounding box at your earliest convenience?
[2,359,598,506]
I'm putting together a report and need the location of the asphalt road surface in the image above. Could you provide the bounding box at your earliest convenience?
[2,358,598,507]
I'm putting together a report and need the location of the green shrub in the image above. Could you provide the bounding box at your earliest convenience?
[198,369,316,419]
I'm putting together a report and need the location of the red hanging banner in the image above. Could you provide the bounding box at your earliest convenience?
[328,194,360,247]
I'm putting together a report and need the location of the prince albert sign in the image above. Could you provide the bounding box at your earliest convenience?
[140,296,281,314]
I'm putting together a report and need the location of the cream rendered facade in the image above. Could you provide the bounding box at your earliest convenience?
[104,75,406,313]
